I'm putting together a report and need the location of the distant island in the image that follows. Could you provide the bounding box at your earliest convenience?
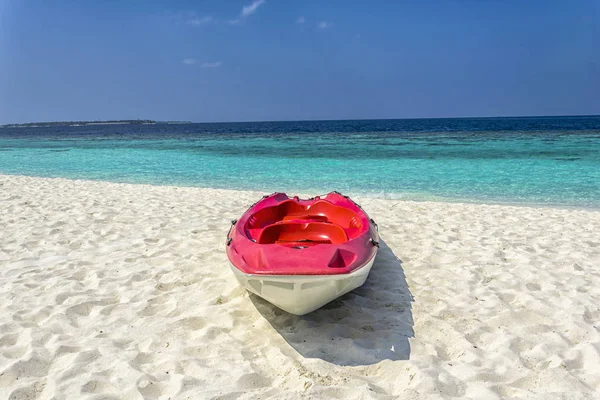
[0,120,192,128]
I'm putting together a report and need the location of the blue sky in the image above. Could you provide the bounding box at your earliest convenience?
[0,0,598,123]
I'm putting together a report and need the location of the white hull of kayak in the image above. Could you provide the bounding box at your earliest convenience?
[229,253,377,315]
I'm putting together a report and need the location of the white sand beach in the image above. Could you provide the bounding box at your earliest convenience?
[1,174,599,399]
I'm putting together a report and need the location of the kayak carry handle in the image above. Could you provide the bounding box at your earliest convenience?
[370,218,378,231]
[226,220,237,246]
[370,238,379,247]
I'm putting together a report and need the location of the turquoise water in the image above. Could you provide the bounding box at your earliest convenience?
[0,117,599,208]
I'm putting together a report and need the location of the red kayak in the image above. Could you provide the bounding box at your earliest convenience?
[226,191,379,315]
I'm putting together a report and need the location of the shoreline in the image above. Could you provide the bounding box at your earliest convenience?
[2,174,599,398]
[1,172,598,212]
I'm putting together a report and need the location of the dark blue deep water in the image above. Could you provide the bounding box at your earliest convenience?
[1,116,599,207]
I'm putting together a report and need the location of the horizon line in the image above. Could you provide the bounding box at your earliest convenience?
[2,113,599,126]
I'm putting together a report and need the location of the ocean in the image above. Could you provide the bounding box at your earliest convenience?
[1,116,599,208]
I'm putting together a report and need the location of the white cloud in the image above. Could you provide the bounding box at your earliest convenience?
[182,58,197,65]
[241,0,266,18]
[317,21,331,29]
[187,16,213,25]
[201,61,222,68]
[225,0,265,26]
[296,16,305,24]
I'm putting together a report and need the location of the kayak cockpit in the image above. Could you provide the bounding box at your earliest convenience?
[243,199,363,247]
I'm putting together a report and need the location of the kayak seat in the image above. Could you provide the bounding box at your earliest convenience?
[257,222,348,245]
[244,200,364,242]
[281,214,329,222]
